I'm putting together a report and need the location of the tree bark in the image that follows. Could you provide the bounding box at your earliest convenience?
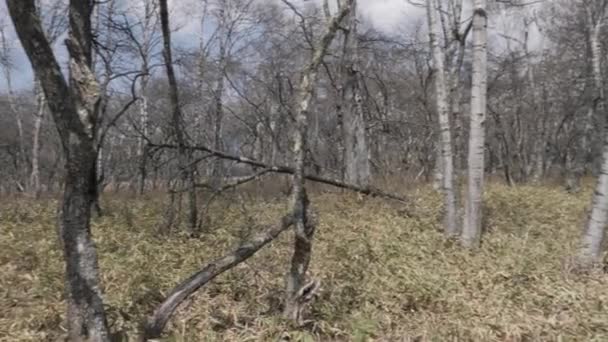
[211,6,228,188]
[159,0,198,234]
[6,0,111,340]
[462,0,488,248]
[341,0,371,188]
[282,0,352,323]
[30,80,45,198]
[578,1,607,266]
[426,0,458,237]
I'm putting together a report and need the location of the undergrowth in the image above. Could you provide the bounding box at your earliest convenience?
[1,183,607,341]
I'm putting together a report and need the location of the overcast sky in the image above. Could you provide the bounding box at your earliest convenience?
[0,0,542,92]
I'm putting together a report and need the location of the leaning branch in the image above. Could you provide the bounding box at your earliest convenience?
[148,143,408,203]
[143,213,295,339]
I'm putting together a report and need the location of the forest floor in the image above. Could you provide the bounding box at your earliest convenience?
[1,182,608,341]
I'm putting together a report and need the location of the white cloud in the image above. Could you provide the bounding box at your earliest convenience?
[359,0,422,33]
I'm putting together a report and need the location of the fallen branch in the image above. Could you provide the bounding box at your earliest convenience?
[195,168,272,192]
[143,213,295,339]
[149,143,408,203]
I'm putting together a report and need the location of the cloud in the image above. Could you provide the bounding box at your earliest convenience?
[0,0,420,91]
[359,0,422,33]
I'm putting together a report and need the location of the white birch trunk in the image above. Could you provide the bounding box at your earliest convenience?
[30,80,45,197]
[462,0,488,248]
[426,0,458,236]
[283,1,352,323]
[578,3,607,265]
[211,7,227,186]
[136,1,157,195]
[137,71,149,194]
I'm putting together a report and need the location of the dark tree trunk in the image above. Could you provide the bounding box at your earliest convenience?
[158,0,198,234]
[6,1,110,340]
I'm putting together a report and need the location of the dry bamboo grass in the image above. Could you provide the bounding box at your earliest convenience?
[1,182,607,341]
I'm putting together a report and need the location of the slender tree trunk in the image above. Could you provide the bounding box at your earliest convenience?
[578,3,607,266]
[159,0,198,234]
[445,0,467,174]
[31,80,45,198]
[525,17,544,183]
[426,0,458,236]
[341,0,371,187]
[135,1,156,196]
[211,7,227,188]
[283,1,352,323]
[462,0,488,248]
[137,72,149,195]
[0,26,28,191]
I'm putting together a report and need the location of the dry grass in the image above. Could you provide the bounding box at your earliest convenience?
[1,183,607,341]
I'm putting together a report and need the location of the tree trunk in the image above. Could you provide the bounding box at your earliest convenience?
[445,0,467,174]
[211,7,227,188]
[159,0,198,234]
[6,0,111,339]
[341,0,371,188]
[31,80,45,198]
[283,1,352,323]
[426,0,458,236]
[0,25,28,191]
[578,3,607,266]
[462,0,488,248]
[137,72,149,195]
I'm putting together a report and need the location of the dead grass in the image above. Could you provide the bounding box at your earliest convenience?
[1,183,607,341]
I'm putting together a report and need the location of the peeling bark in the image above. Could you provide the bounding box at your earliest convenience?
[6,0,111,340]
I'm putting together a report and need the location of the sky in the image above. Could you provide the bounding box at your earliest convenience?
[0,0,421,92]
[0,0,542,93]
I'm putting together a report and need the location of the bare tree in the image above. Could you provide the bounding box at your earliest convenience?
[462,0,489,248]
[6,0,111,339]
[211,4,228,186]
[578,0,607,266]
[159,0,198,234]
[426,0,458,237]
[143,2,354,336]
[340,0,371,187]
[282,0,353,323]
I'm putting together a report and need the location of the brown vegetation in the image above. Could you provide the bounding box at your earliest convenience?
[1,182,607,341]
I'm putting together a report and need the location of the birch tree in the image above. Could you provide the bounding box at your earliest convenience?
[426,0,458,236]
[578,0,607,266]
[462,0,488,248]
[6,0,111,339]
[211,4,228,186]
[133,0,158,195]
[143,3,354,336]
[159,0,199,234]
[282,0,353,323]
[340,0,371,187]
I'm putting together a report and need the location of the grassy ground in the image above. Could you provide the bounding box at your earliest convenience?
[1,183,607,341]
